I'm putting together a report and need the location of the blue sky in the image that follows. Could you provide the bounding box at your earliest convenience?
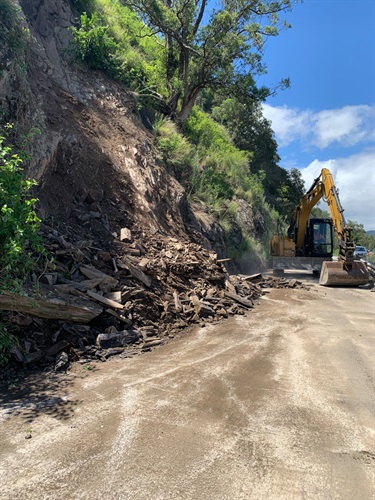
[259,0,375,230]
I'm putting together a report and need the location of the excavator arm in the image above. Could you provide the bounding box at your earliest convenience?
[319,169,355,265]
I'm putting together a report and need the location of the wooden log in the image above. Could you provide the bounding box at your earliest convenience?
[224,291,254,309]
[0,291,103,322]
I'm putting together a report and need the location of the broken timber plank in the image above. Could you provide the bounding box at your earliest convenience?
[173,291,183,312]
[190,295,215,317]
[225,279,237,294]
[58,277,103,291]
[242,273,263,284]
[86,289,125,309]
[0,291,103,322]
[80,265,118,288]
[224,291,254,309]
[121,257,152,287]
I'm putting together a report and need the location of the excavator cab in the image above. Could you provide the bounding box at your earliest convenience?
[308,219,333,258]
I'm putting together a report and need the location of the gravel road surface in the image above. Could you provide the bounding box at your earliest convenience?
[1,280,374,499]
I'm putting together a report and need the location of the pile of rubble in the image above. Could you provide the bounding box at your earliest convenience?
[0,224,308,373]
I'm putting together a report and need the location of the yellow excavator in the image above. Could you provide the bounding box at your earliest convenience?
[270,168,369,286]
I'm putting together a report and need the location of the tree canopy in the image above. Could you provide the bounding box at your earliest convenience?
[121,0,296,123]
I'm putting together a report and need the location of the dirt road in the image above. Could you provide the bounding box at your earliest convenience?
[1,281,374,499]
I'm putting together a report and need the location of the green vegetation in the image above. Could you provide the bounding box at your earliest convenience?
[153,116,194,182]
[70,1,167,98]
[154,106,279,258]
[118,0,294,123]
[347,220,375,262]
[70,0,295,121]
[0,128,44,291]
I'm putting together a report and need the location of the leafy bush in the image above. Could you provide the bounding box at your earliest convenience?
[0,130,43,290]
[191,165,235,203]
[70,4,167,95]
[71,12,121,76]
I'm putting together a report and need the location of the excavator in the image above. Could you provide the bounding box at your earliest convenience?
[270,168,369,286]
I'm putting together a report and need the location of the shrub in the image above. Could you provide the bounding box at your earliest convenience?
[71,12,121,76]
[0,130,43,290]
[70,5,167,96]
[194,166,235,203]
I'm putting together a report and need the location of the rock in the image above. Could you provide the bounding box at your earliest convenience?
[55,351,69,371]
[10,346,24,363]
[120,227,132,242]
[96,330,140,349]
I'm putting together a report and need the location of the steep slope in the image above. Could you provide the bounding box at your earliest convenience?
[1,0,227,252]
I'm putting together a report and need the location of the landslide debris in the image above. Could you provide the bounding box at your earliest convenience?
[1,222,309,376]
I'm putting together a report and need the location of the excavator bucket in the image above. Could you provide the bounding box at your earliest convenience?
[319,260,369,287]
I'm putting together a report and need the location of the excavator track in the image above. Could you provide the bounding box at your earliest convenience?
[319,260,369,287]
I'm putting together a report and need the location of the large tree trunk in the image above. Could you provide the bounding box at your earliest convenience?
[0,290,103,323]
[177,87,201,124]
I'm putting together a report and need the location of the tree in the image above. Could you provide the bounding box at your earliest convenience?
[347,220,375,251]
[210,95,306,218]
[122,0,296,123]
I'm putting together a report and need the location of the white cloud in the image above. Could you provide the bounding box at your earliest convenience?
[299,150,375,231]
[314,106,374,148]
[261,104,311,146]
[262,103,375,149]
